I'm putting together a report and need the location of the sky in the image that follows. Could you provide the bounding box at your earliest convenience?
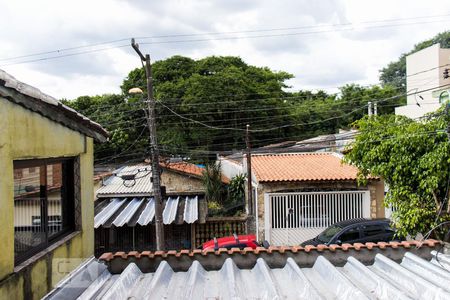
[0,0,449,100]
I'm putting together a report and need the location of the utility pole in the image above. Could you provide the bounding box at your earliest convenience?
[131,38,165,250]
[368,101,373,117]
[245,124,255,234]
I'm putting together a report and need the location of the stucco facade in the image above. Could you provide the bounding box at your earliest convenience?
[255,180,385,242]
[0,98,98,299]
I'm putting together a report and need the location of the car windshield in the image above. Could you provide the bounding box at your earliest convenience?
[318,225,342,243]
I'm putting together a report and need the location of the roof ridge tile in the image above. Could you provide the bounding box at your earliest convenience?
[98,239,443,262]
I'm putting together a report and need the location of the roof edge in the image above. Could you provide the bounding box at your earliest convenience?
[99,239,441,274]
[0,78,108,142]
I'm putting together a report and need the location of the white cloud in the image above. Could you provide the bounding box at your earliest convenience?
[0,0,449,99]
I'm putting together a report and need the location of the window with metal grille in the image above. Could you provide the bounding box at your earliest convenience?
[14,158,75,265]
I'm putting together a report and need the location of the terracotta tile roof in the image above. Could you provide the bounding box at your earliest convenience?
[160,162,230,184]
[98,239,441,262]
[251,152,361,182]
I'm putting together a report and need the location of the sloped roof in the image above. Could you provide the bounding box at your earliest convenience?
[251,152,362,183]
[160,162,204,177]
[43,240,449,299]
[94,196,200,228]
[96,165,154,197]
[160,161,230,184]
[0,69,108,142]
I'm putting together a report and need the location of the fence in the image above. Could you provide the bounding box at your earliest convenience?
[194,217,247,248]
[267,190,370,245]
[95,224,191,257]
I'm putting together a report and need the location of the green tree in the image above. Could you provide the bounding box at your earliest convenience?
[63,94,149,163]
[380,31,450,90]
[122,55,294,160]
[65,56,407,164]
[344,111,450,238]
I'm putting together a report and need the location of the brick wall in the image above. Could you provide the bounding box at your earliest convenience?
[161,170,205,194]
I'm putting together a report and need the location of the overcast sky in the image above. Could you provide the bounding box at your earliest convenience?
[1,0,449,99]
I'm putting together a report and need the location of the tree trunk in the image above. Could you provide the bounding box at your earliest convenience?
[432,190,440,212]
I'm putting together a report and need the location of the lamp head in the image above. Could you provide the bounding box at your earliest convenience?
[128,87,144,94]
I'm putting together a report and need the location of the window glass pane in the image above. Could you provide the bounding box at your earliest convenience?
[14,158,74,264]
[14,165,46,260]
[362,225,383,237]
[339,227,360,242]
[47,163,63,236]
[318,225,342,243]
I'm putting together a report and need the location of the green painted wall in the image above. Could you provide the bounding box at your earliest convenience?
[0,98,95,299]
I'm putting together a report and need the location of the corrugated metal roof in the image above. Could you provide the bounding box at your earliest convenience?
[184,196,198,224]
[137,198,155,226]
[96,165,154,197]
[95,196,199,228]
[163,197,180,225]
[44,249,450,299]
[94,198,126,228]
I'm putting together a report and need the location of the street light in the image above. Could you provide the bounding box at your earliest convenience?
[128,87,143,95]
[128,37,166,250]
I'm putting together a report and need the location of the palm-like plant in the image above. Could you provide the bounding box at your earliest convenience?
[201,162,226,205]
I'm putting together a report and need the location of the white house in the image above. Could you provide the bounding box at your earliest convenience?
[395,43,450,119]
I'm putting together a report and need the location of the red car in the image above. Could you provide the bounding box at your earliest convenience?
[202,234,269,250]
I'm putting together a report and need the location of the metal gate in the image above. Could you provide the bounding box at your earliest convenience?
[266,191,370,245]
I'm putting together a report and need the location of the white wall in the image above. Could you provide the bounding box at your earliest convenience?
[218,157,243,180]
[395,43,450,119]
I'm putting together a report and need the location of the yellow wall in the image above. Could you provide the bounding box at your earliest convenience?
[0,98,95,299]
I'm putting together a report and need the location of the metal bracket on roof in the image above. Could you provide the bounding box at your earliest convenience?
[233,233,240,244]
[213,237,219,251]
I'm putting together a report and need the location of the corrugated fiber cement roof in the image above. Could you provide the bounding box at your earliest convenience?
[44,244,450,299]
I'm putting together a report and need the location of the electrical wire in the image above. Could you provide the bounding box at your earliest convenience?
[2,16,450,67]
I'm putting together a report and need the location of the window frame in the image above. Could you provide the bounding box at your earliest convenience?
[13,157,75,265]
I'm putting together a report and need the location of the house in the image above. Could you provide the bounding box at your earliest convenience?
[43,239,448,299]
[0,70,108,299]
[395,43,450,119]
[93,161,245,254]
[94,160,241,254]
[246,152,384,245]
[93,162,209,255]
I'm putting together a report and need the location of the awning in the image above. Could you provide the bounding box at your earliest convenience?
[94,196,199,228]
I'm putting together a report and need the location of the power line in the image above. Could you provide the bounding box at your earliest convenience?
[157,84,449,133]
[139,19,450,47]
[2,15,450,67]
[2,13,449,63]
[92,110,447,162]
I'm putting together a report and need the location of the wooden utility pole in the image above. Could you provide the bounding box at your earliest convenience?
[131,38,165,250]
[246,124,256,234]
[246,124,253,214]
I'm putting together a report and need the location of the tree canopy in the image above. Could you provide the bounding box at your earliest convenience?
[65,55,404,164]
[344,111,450,238]
[379,31,450,91]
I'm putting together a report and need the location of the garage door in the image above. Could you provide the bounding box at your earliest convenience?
[266,191,370,246]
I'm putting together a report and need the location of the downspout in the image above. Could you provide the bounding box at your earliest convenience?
[254,182,259,241]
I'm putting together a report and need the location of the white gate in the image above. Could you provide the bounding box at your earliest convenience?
[266,190,370,246]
